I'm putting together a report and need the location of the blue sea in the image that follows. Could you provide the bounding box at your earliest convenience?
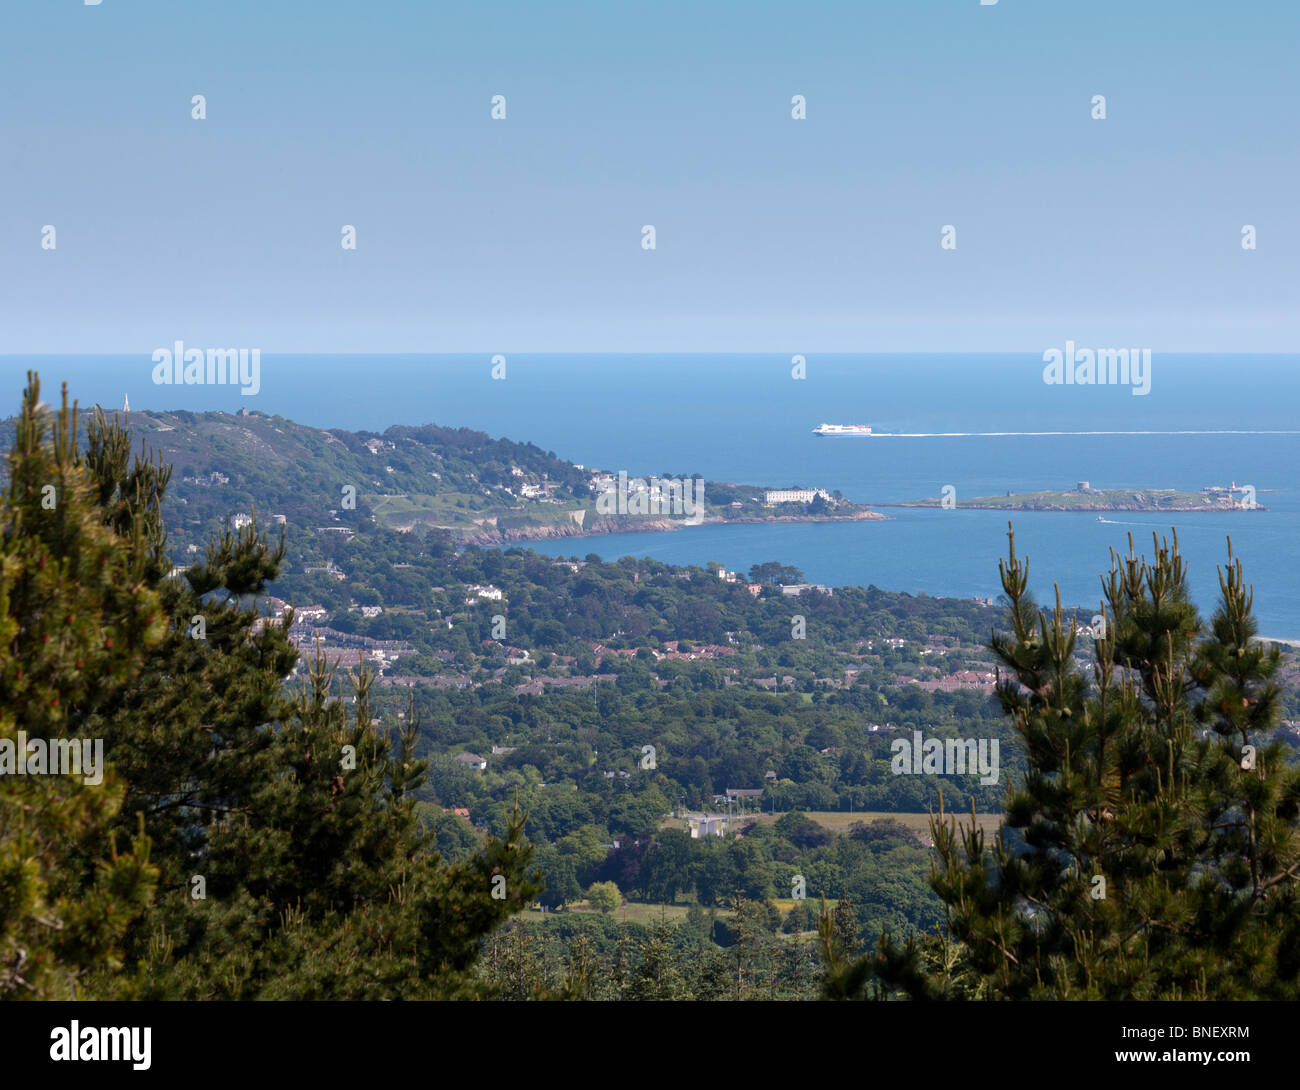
[6,353,1299,637]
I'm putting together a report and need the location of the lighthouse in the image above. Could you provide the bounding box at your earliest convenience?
[122,394,130,413]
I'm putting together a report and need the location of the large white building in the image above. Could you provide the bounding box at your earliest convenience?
[764,489,831,505]
[687,815,729,839]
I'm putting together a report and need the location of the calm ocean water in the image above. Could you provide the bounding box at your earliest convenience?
[7,353,1299,636]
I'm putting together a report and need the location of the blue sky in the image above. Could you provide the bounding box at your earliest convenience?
[1,0,1296,353]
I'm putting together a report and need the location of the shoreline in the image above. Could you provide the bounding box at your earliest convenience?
[449,508,889,546]
[878,503,1267,514]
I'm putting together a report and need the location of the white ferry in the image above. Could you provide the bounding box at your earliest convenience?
[812,423,872,436]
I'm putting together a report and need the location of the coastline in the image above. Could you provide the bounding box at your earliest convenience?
[450,508,889,546]
[880,500,1266,514]
[880,504,1268,513]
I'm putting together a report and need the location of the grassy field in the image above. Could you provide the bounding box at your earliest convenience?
[368,490,595,532]
[662,810,1002,838]
[367,491,482,528]
[552,901,697,924]
[777,810,1001,836]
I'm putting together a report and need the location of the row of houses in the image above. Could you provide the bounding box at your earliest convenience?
[714,567,764,596]
[780,583,833,597]
[304,562,347,580]
[512,673,618,696]
[230,512,287,530]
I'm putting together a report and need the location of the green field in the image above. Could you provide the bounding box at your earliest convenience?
[366,491,486,528]
[662,810,1003,837]
[556,901,697,924]
[366,491,584,532]
[749,810,1003,837]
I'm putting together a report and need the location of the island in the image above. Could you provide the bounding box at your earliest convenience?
[892,481,1267,512]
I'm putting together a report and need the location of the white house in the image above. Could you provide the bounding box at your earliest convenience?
[687,815,728,839]
[780,583,832,597]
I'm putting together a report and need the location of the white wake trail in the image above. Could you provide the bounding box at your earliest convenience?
[866,430,1300,438]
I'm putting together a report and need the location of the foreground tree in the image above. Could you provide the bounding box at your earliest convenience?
[827,524,1300,1000]
[0,376,162,998]
[3,374,542,998]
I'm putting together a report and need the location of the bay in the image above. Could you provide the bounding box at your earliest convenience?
[6,352,1297,635]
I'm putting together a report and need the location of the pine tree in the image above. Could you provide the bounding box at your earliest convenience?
[685,942,731,1001]
[604,927,635,1000]
[830,524,1300,1000]
[773,934,822,1000]
[484,919,553,1000]
[626,919,687,1000]
[561,933,598,1000]
[3,375,544,999]
[0,376,162,998]
[729,895,777,1000]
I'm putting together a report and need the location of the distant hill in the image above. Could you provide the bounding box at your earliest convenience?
[0,407,872,547]
[0,408,590,542]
